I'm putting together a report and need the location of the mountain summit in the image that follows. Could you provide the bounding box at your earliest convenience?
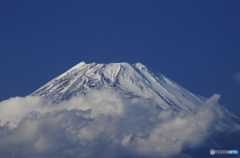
[31,62,240,128]
[32,62,205,111]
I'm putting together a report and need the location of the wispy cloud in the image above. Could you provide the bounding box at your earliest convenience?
[234,72,240,84]
[0,89,231,158]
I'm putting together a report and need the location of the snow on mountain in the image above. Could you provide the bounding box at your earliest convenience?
[31,62,205,111]
[31,62,240,133]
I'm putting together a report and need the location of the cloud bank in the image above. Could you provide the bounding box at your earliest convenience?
[0,89,230,158]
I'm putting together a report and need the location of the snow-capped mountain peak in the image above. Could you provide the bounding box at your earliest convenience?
[31,62,205,112]
[27,61,240,153]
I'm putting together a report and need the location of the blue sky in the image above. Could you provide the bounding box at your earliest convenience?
[1,0,240,113]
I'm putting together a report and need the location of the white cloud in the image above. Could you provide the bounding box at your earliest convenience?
[0,89,232,158]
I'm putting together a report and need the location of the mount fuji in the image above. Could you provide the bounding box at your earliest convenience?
[32,62,240,131]
[32,62,205,109]
[1,62,240,158]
